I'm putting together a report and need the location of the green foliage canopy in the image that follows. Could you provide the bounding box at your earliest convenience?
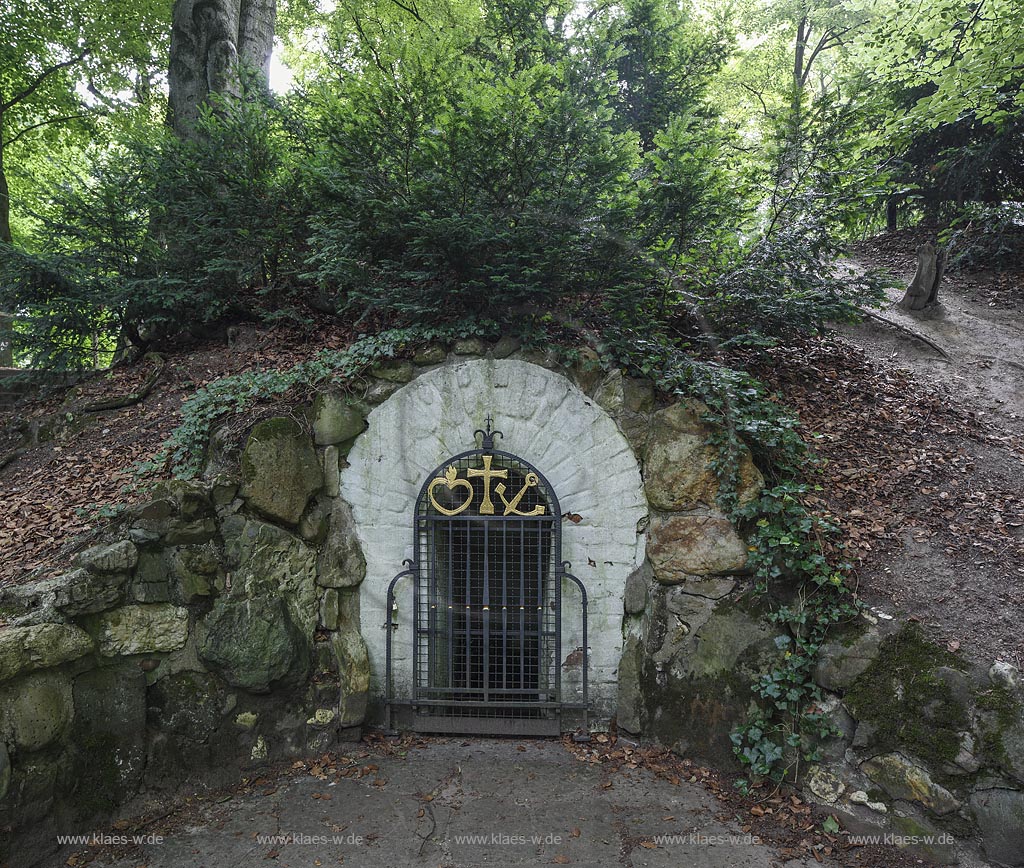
[0,0,170,243]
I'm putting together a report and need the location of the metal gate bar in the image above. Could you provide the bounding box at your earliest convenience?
[384,429,589,737]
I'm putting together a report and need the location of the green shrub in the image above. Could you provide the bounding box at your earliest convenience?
[303,5,654,325]
[0,90,302,367]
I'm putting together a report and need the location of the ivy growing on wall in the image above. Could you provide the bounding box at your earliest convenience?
[603,325,861,788]
[141,321,497,479]
[155,315,861,788]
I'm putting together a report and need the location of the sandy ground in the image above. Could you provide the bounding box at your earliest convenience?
[841,273,1024,438]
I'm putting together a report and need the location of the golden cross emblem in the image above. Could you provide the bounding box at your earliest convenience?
[465,454,508,515]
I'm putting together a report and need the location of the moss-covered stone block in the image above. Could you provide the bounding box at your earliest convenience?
[316,499,366,588]
[147,671,230,741]
[860,752,960,815]
[320,589,340,630]
[815,625,883,692]
[370,360,415,383]
[240,417,322,525]
[54,567,129,615]
[490,335,521,359]
[70,664,146,811]
[412,344,446,365]
[641,590,776,766]
[155,479,216,521]
[167,544,219,604]
[971,788,1024,866]
[453,338,485,355]
[200,597,306,692]
[298,498,331,544]
[2,751,60,827]
[75,540,138,574]
[312,395,365,446]
[130,551,171,603]
[0,741,9,800]
[643,401,762,511]
[616,636,644,734]
[647,512,749,580]
[975,683,1024,783]
[363,378,401,404]
[591,370,652,451]
[0,624,94,683]
[221,516,318,637]
[844,624,969,767]
[0,671,73,752]
[889,813,959,865]
[93,604,189,656]
[622,561,651,616]
[332,630,369,727]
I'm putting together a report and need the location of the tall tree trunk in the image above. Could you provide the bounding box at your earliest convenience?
[0,127,11,245]
[238,0,276,83]
[167,0,276,139]
[793,16,808,103]
[0,125,12,365]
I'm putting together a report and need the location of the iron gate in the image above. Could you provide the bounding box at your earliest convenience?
[385,421,588,737]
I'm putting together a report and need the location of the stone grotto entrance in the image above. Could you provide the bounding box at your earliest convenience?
[384,420,589,736]
[342,357,648,734]
[6,342,1024,868]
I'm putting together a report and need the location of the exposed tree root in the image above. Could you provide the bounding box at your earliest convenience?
[81,353,165,412]
[0,446,27,471]
[860,309,951,359]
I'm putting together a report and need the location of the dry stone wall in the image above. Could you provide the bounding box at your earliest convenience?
[0,338,1022,867]
[626,563,1024,865]
[0,426,368,863]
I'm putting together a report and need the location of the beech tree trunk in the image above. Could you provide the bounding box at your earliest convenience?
[886,196,898,232]
[0,129,11,245]
[167,0,276,139]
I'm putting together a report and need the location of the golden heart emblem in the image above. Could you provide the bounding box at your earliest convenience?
[427,465,474,516]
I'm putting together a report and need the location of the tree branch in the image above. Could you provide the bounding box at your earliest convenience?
[737,81,770,117]
[0,49,91,113]
[800,30,834,87]
[386,0,425,23]
[5,112,92,148]
[80,353,165,412]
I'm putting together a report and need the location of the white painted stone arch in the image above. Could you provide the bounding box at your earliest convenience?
[341,358,647,725]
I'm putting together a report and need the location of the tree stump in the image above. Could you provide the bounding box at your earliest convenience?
[899,242,947,312]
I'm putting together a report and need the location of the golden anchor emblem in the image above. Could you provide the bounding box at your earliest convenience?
[495,473,545,516]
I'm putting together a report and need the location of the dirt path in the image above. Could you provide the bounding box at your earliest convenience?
[832,242,1024,668]
[842,258,1024,437]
